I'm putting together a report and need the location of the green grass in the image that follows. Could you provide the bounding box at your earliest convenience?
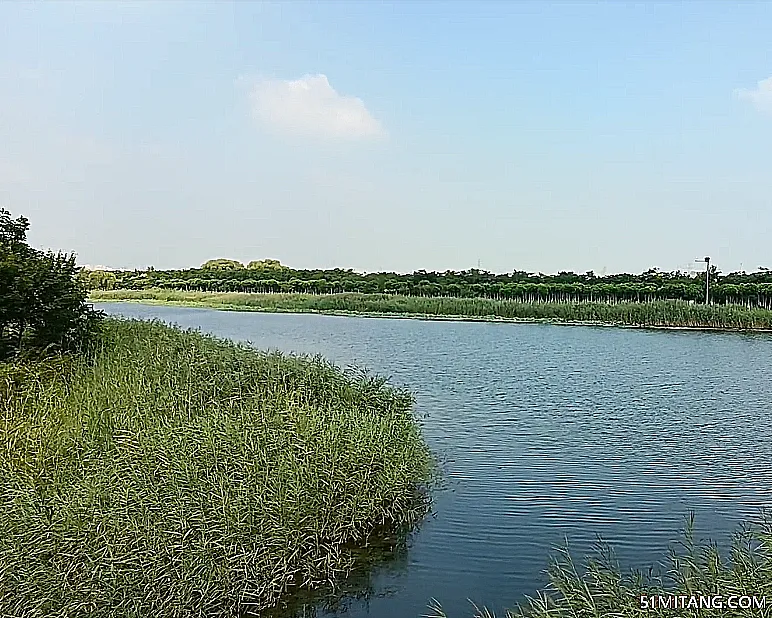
[428,515,772,617]
[90,290,772,331]
[0,318,433,617]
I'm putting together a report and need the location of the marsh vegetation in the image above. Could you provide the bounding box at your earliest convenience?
[0,319,433,616]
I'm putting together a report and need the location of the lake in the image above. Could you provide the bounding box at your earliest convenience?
[98,302,772,617]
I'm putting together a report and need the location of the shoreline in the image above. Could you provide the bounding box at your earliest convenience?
[89,297,772,335]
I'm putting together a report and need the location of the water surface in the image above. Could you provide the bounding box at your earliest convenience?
[99,303,772,617]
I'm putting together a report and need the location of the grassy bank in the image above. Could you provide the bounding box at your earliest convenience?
[90,289,772,331]
[0,318,433,617]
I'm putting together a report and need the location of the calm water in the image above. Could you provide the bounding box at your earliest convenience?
[100,303,772,617]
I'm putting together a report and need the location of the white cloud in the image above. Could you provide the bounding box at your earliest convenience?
[736,76,772,114]
[248,74,386,139]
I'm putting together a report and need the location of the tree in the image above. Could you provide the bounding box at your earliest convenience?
[0,208,101,359]
[81,269,118,290]
[247,259,286,270]
[201,258,244,270]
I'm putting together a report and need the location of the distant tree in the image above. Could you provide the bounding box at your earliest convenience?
[81,269,118,290]
[201,259,244,270]
[247,259,286,270]
[0,209,102,359]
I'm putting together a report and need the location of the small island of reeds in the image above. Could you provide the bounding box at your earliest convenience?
[0,318,433,617]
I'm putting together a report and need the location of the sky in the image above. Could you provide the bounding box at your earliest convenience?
[1,1,770,275]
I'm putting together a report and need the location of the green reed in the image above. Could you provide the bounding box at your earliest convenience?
[91,290,772,330]
[0,318,433,617]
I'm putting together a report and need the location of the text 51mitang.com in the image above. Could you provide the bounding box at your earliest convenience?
[640,594,767,611]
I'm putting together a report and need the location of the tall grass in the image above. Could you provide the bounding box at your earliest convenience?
[91,290,772,330]
[426,515,772,617]
[0,318,433,617]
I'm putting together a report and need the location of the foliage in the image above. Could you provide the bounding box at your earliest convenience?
[200,258,244,270]
[247,258,287,270]
[0,209,102,359]
[79,269,118,290]
[0,318,433,617]
[90,290,772,330]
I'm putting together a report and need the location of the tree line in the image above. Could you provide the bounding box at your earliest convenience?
[81,258,772,308]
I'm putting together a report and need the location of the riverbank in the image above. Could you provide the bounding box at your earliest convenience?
[0,318,433,617]
[90,289,772,332]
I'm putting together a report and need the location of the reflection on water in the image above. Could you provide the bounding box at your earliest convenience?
[98,304,772,618]
[260,523,418,618]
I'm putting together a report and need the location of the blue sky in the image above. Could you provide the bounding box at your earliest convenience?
[1,1,770,274]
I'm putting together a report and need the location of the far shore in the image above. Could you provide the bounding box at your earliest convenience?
[89,293,772,334]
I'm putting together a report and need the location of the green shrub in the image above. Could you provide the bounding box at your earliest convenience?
[0,209,102,359]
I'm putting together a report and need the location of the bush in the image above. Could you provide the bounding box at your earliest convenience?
[0,209,101,359]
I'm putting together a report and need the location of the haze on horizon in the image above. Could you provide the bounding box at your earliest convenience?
[1,1,770,276]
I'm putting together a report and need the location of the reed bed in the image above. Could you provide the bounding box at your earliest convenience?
[91,290,772,331]
[0,318,433,617]
[427,515,772,617]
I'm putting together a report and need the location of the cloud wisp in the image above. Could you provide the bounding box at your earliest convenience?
[736,76,772,114]
[247,74,386,140]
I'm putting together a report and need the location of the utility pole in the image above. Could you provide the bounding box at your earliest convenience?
[695,256,710,304]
